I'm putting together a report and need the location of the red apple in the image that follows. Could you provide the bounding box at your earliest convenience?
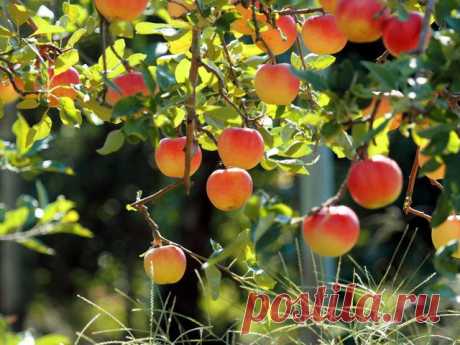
[383,12,426,56]
[256,15,297,56]
[336,0,388,43]
[94,0,149,21]
[206,168,253,211]
[254,63,300,105]
[48,67,81,107]
[303,205,360,257]
[105,71,150,105]
[217,127,265,169]
[347,155,403,209]
[144,245,187,284]
[154,137,202,178]
[302,14,348,54]
[432,216,460,259]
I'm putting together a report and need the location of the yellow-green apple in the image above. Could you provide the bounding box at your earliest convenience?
[94,0,149,21]
[303,205,360,257]
[217,127,265,169]
[254,63,300,105]
[256,15,297,55]
[383,12,426,56]
[168,0,195,18]
[362,95,402,131]
[144,245,187,284]
[154,137,202,178]
[418,153,445,180]
[336,0,388,43]
[106,71,150,105]
[347,155,403,209]
[206,167,253,211]
[301,14,347,54]
[0,77,21,104]
[48,67,81,107]
[432,216,460,259]
[319,0,338,13]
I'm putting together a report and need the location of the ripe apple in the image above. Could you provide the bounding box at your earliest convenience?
[347,155,403,209]
[336,0,387,43]
[256,15,297,56]
[168,0,195,18]
[418,153,445,180]
[206,167,253,211]
[144,245,187,284]
[154,137,202,178]
[254,63,300,105]
[383,12,426,56]
[432,216,460,259]
[94,0,149,21]
[301,14,347,55]
[0,77,21,104]
[362,96,402,131]
[319,0,338,13]
[105,71,150,105]
[48,67,81,107]
[217,127,265,169]
[303,205,360,257]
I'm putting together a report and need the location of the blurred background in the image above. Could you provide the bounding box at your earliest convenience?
[0,0,459,343]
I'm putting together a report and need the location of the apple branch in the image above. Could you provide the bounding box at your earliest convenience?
[251,0,276,63]
[412,0,436,54]
[403,146,433,222]
[100,14,109,101]
[184,27,201,195]
[276,7,324,16]
[0,65,40,96]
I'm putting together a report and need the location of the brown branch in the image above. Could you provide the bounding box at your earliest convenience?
[429,178,444,190]
[404,146,420,216]
[219,33,239,87]
[100,14,109,101]
[412,0,435,54]
[129,182,183,208]
[406,207,432,222]
[275,7,324,16]
[184,27,201,195]
[376,50,389,64]
[251,0,275,63]
[197,124,218,146]
[0,65,39,96]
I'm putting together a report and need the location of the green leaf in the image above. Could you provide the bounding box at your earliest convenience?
[97,129,125,155]
[32,17,66,35]
[206,229,251,266]
[304,53,336,70]
[83,100,112,122]
[112,96,144,118]
[52,223,93,238]
[55,49,79,75]
[431,192,452,227]
[362,61,400,91]
[204,264,222,300]
[17,238,55,255]
[66,28,87,48]
[0,207,29,235]
[8,3,31,25]
[12,115,34,155]
[254,269,277,290]
[36,180,49,208]
[59,97,82,126]
[39,198,74,224]
[291,68,328,91]
[433,241,460,278]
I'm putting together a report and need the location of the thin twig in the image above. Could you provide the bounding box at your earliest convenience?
[100,14,109,100]
[251,0,275,63]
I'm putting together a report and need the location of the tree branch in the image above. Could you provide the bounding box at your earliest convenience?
[184,27,201,195]
[275,7,324,16]
[412,0,435,54]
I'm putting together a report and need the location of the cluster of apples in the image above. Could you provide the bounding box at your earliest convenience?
[154,127,264,211]
[144,127,264,285]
